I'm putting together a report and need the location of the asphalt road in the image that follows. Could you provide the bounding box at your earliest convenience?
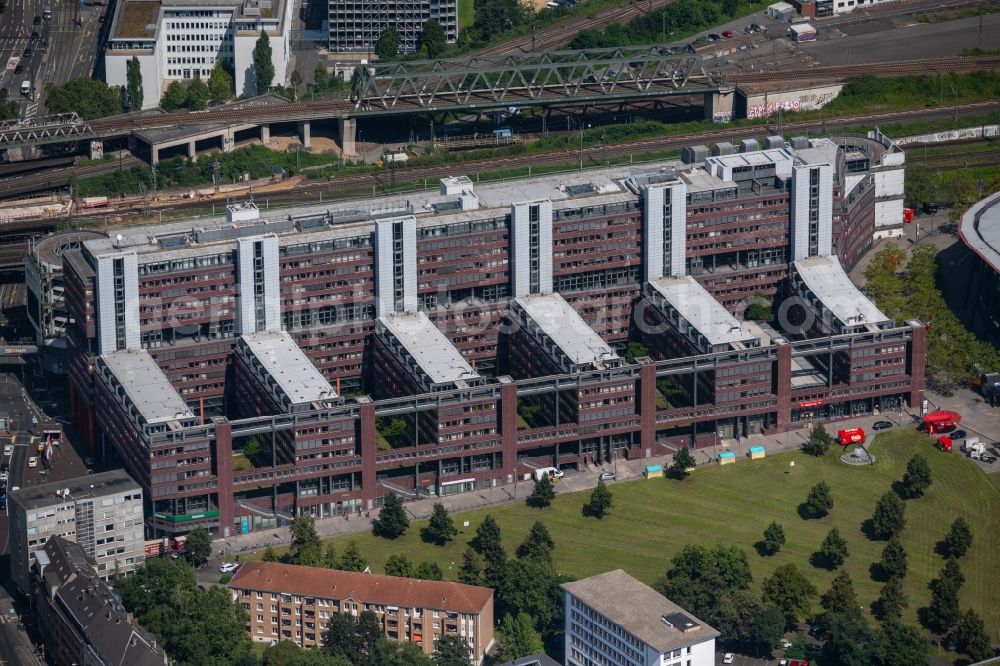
[0,0,106,123]
[800,12,1000,65]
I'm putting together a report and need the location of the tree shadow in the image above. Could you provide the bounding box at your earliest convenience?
[809,551,838,570]
[754,540,775,557]
[934,539,953,558]
[860,518,882,541]
[797,503,825,520]
[869,562,890,582]
[890,480,909,499]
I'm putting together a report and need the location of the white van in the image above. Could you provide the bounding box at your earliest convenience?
[20,80,31,96]
[532,466,564,482]
[962,437,981,452]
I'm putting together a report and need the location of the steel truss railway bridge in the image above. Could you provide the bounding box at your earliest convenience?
[0,49,997,155]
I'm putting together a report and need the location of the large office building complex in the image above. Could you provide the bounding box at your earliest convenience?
[563,570,719,666]
[228,562,494,662]
[105,0,293,108]
[8,470,145,594]
[60,132,924,539]
[328,0,457,54]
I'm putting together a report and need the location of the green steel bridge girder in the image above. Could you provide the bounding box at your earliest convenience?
[350,44,719,111]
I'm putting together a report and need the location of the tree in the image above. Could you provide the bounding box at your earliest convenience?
[941,516,973,558]
[875,576,908,622]
[802,481,834,518]
[871,492,906,540]
[819,527,849,569]
[761,521,786,556]
[264,641,352,666]
[338,541,367,572]
[925,560,963,632]
[184,527,212,567]
[820,571,858,616]
[422,503,457,545]
[749,606,786,655]
[744,302,773,322]
[0,90,20,121]
[761,564,817,625]
[322,610,383,664]
[118,558,253,666]
[879,537,908,580]
[418,19,447,58]
[290,69,303,92]
[323,544,338,569]
[583,480,613,518]
[289,514,322,566]
[161,80,188,111]
[496,558,556,628]
[209,62,233,101]
[186,74,211,111]
[669,446,696,479]
[433,634,471,665]
[375,27,401,59]
[253,31,275,93]
[384,553,415,578]
[822,606,875,666]
[471,515,506,584]
[657,544,752,621]
[526,477,555,508]
[473,0,524,41]
[898,454,932,498]
[457,547,483,586]
[47,78,123,118]
[263,546,280,562]
[876,620,931,666]
[516,521,554,564]
[494,612,544,662]
[375,493,409,538]
[415,561,443,581]
[126,56,144,111]
[954,608,992,662]
[802,423,833,456]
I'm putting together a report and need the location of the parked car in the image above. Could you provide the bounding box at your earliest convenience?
[723,654,735,664]
[22,47,33,58]
[13,64,22,74]
[872,420,893,431]
[219,562,239,573]
[33,15,42,24]
[923,202,939,214]
[3,444,13,457]
[0,462,8,473]
[30,31,39,39]
[948,429,967,440]
[27,456,38,468]
[84,456,95,468]
[722,30,734,38]
[706,33,721,41]
[599,471,616,481]
[779,638,794,649]
[981,455,996,464]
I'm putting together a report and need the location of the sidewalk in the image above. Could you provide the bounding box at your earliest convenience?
[212,407,917,558]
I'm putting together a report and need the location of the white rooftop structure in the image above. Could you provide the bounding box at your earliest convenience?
[512,293,621,373]
[704,148,794,181]
[959,192,1000,273]
[239,331,338,408]
[98,349,193,426]
[376,312,481,390]
[645,276,759,353]
[791,255,891,333]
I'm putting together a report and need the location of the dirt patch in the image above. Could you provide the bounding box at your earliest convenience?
[264,135,342,156]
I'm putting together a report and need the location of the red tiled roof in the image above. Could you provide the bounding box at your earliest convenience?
[228,562,493,615]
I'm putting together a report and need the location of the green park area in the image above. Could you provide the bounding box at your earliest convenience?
[308,430,998,638]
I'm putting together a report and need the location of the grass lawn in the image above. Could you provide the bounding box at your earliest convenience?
[313,430,1000,635]
[231,452,252,472]
[457,0,474,31]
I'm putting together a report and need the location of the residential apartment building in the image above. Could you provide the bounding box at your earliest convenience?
[32,536,167,666]
[104,0,293,109]
[8,470,144,595]
[563,570,719,666]
[328,0,457,54]
[60,132,925,539]
[227,562,494,663]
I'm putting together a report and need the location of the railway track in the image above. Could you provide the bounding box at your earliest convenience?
[721,55,1000,83]
[0,155,144,199]
[129,102,1000,216]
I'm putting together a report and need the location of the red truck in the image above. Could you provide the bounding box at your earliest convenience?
[837,428,865,446]
[936,436,953,452]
